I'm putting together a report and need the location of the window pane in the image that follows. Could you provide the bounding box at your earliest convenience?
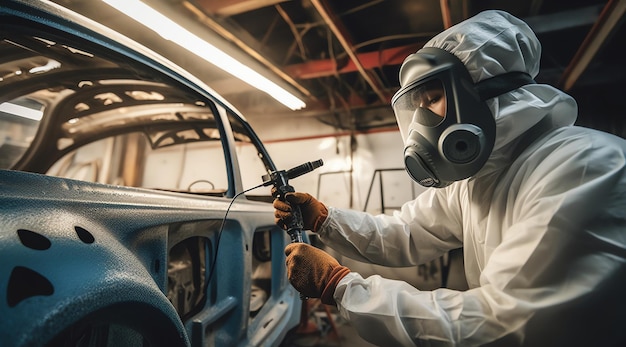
[48,131,228,196]
[0,99,44,169]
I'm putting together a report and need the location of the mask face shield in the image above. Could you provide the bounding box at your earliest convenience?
[391,47,497,188]
[393,77,447,144]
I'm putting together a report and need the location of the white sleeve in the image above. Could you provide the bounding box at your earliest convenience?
[331,130,626,347]
[316,187,464,267]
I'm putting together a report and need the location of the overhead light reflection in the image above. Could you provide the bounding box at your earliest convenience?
[0,102,44,121]
[29,59,61,74]
[102,0,306,111]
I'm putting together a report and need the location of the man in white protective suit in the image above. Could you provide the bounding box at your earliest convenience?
[274,9,626,347]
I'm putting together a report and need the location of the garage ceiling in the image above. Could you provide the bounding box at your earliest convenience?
[52,0,626,134]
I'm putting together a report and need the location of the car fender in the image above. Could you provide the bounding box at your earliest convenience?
[0,205,188,346]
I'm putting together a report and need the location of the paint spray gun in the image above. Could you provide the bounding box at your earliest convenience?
[261,159,324,243]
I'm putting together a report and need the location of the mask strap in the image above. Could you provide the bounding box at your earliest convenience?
[475,72,535,101]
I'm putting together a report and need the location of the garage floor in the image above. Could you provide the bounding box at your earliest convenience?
[283,300,378,347]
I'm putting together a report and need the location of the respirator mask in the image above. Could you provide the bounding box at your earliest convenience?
[392,47,534,188]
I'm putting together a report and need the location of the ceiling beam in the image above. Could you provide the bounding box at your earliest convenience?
[182,1,314,99]
[559,0,626,91]
[523,5,602,33]
[195,0,287,16]
[439,0,452,28]
[310,0,387,103]
[284,43,422,79]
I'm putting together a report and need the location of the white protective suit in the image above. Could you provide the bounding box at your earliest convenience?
[316,10,626,347]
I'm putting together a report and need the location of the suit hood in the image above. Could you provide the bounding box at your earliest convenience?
[424,10,577,170]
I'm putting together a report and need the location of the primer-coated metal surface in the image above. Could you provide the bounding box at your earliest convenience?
[0,1,300,345]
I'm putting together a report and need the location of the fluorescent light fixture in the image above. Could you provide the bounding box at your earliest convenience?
[0,102,44,121]
[102,0,306,110]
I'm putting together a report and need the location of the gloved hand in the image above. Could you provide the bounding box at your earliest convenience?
[273,192,328,232]
[285,243,350,306]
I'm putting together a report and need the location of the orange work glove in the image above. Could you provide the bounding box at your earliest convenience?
[273,192,328,232]
[285,243,350,306]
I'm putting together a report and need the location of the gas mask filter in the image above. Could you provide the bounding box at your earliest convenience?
[392,47,534,188]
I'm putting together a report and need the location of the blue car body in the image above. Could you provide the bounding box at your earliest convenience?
[0,1,302,346]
